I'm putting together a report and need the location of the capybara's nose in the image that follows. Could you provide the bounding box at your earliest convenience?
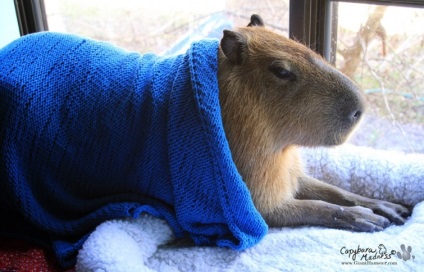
[349,110,362,124]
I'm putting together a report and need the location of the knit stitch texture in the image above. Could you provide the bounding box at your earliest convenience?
[0,32,267,268]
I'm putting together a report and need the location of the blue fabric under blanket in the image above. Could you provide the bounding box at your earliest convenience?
[0,32,267,267]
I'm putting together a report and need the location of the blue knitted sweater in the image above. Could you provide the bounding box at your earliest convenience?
[0,32,267,267]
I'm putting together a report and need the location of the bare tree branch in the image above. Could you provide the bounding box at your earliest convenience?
[339,6,388,79]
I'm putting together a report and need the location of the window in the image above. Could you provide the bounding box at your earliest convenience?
[336,2,424,153]
[0,0,20,48]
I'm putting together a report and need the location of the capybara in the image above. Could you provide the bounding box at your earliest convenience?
[219,14,410,231]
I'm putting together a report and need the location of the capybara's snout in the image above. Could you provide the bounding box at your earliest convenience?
[345,95,364,127]
[349,108,363,125]
[331,72,366,138]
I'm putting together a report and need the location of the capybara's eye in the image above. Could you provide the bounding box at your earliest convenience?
[268,65,296,81]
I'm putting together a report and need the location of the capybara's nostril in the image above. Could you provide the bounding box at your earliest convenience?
[350,110,362,123]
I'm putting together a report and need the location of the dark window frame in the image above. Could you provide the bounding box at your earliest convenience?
[14,0,48,35]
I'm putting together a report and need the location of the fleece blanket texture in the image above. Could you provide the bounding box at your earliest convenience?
[77,145,424,272]
[0,32,267,268]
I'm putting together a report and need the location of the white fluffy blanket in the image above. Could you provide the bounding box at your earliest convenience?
[76,145,423,271]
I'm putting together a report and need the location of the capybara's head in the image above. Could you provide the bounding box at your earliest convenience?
[218,15,365,149]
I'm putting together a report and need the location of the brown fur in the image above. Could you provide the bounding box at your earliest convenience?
[217,15,410,231]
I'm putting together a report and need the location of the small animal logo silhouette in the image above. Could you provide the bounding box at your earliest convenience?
[378,244,387,254]
[397,244,415,261]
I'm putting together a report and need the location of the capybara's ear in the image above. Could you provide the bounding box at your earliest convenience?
[220,30,247,65]
[247,14,264,27]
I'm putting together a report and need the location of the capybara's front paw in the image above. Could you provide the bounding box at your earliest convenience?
[332,206,390,232]
[366,200,411,225]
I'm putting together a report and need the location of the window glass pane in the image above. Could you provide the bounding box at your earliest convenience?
[336,2,424,153]
[0,0,20,48]
[44,0,289,56]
